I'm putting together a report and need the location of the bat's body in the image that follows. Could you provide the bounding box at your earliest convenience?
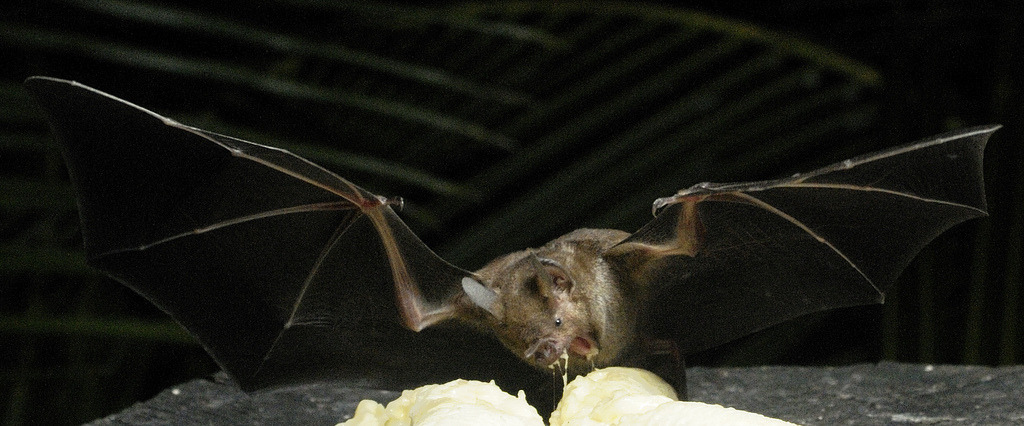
[466,229,640,369]
[26,77,994,396]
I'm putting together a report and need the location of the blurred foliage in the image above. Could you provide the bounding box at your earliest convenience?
[0,1,1020,425]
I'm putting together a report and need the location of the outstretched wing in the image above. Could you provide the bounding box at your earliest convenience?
[611,126,994,355]
[26,77,473,390]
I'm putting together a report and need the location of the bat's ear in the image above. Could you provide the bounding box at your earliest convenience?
[461,277,503,321]
[528,253,573,302]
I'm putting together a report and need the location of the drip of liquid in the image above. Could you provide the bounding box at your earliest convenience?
[547,349,570,388]
[558,350,569,388]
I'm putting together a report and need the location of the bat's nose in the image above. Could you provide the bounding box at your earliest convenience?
[527,338,561,366]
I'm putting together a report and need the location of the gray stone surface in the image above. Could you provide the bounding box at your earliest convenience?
[687,363,1024,425]
[87,362,1024,425]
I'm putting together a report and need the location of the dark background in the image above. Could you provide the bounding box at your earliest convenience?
[1,1,1020,425]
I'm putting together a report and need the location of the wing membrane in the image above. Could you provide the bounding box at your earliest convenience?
[623,126,995,354]
[26,77,475,390]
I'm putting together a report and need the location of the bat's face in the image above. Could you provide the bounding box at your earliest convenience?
[469,229,637,371]
[482,252,597,369]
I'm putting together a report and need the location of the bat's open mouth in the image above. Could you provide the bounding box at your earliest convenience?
[528,334,599,367]
[570,335,598,359]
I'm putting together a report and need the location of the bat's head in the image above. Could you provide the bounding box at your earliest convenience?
[463,229,637,371]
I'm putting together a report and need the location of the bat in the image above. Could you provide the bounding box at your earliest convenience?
[26,76,993,399]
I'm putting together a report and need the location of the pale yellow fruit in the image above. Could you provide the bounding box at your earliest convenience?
[551,367,797,426]
[337,379,542,426]
[340,367,797,425]
[551,367,677,425]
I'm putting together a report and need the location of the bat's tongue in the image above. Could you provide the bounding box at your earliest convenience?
[570,336,598,359]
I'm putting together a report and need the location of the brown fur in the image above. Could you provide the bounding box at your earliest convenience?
[460,229,649,373]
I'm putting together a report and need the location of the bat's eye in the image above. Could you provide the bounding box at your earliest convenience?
[555,318,562,327]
